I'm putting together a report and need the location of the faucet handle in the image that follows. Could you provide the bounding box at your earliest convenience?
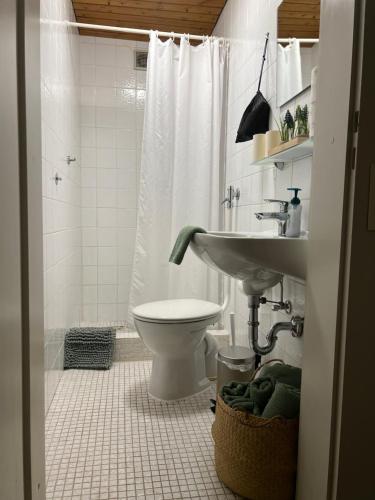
[264,199,289,213]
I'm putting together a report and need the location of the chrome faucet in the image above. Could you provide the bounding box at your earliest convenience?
[255,199,289,236]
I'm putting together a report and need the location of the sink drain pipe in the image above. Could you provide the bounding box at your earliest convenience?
[247,295,304,357]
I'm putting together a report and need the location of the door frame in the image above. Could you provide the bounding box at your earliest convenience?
[2,0,374,498]
[0,0,45,498]
[297,0,375,498]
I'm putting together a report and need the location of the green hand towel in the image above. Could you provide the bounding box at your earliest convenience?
[259,362,302,389]
[262,382,301,419]
[169,226,206,265]
[220,377,275,415]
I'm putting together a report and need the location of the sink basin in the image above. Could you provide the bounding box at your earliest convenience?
[190,231,307,295]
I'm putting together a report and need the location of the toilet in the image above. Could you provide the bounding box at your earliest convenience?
[133,299,221,401]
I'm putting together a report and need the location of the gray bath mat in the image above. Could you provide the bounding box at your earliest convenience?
[64,327,116,370]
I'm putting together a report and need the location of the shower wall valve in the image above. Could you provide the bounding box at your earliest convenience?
[66,155,77,165]
[221,185,240,209]
[54,173,62,185]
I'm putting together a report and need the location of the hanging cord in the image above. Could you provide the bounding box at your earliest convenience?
[257,32,270,92]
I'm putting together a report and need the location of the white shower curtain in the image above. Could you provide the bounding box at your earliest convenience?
[277,38,303,106]
[128,32,227,316]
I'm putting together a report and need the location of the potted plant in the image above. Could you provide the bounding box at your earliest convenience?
[275,110,292,143]
[294,104,309,137]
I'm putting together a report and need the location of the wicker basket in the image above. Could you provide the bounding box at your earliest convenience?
[212,395,299,500]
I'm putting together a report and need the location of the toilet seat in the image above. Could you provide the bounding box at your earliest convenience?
[133,299,221,324]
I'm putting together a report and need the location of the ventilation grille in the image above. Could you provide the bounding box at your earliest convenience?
[134,50,148,70]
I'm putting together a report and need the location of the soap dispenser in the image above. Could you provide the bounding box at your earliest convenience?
[286,188,302,237]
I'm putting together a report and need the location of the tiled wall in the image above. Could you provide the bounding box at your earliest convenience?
[41,0,81,412]
[79,37,146,326]
[215,0,313,366]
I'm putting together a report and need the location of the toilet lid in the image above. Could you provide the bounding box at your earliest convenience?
[133,299,221,324]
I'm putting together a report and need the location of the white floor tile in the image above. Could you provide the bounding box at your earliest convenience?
[45,361,241,499]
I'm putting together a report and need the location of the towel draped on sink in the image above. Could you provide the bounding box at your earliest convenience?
[169,225,206,265]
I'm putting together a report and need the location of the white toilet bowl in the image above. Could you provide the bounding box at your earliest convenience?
[133,299,221,401]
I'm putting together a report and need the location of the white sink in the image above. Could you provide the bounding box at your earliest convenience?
[190,231,307,295]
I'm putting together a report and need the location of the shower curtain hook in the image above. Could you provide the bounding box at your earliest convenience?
[171,31,175,41]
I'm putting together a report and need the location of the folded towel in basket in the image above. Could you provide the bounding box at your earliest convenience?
[220,377,275,416]
[259,362,302,389]
[220,363,302,418]
[262,382,301,419]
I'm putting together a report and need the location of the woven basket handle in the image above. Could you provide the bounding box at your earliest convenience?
[250,358,284,382]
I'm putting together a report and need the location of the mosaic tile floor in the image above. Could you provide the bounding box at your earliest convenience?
[45,361,241,499]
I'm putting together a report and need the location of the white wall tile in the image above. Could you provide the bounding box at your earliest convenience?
[80,65,95,86]
[95,65,116,87]
[41,0,81,412]
[116,149,137,169]
[81,147,97,168]
[115,46,133,68]
[81,127,96,147]
[80,86,96,106]
[98,285,117,303]
[214,0,311,367]
[98,266,117,284]
[97,188,117,208]
[81,168,97,188]
[80,37,144,325]
[97,168,117,189]
[96,128,116,148]
[80,43,95,65]
[97,228,117,247]
[81,188,97,207]
[83,285,98,304]
[97,207,117,227]
[81,106,95,126]
[98,246,117,266]
[96,107,116,128]
[83,266,97,285]
[98,303,117,322]
[95,44,116,67]
[96,87,117,107]
[116,129,136,149]
[82,228,97,246]
[83,247,98,266]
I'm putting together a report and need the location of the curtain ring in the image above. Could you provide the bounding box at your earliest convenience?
[155,30,159,39]
[171,31,175,41]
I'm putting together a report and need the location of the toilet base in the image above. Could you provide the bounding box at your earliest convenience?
[149,341,210,401]
[147,384,212,403]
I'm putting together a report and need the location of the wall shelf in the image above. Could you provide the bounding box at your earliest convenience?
[251,137,314,170]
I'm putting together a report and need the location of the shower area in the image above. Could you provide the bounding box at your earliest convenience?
[42,0,230,430]
[41,1,234,496]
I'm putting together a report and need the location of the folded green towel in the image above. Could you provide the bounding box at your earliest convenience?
[169,226,206,265]
[220,377,275,416]
[259,362,302,389]
[262,382,300,419]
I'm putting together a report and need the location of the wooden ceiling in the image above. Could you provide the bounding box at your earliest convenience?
[72,0,228,43]
[278,0,320,39]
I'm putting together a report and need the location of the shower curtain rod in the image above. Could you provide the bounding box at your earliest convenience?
[278,38,319,43]
[66,21,218,41]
